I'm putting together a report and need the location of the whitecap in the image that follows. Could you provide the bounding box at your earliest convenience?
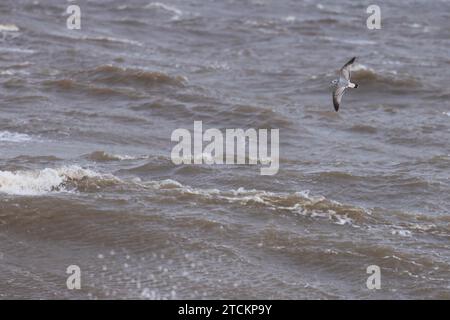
[391,228,412,237]
[144,2,183,20]
[0,47,35,54]
[283,16,296,23]
[87,151,150,161]
[0,24,20,32]
[0,70,14,76]
[142,179,367,226]
[0,131,32,143]
[80,36,143,47]
[0,166,113,196]
[350,63,375,73]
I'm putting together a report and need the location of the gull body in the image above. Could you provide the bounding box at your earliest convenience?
[331,57,358,112]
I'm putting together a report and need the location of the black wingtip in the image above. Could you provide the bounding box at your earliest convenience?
[349,57,356,64]
[334,104,339,112]
[354,83,358,88]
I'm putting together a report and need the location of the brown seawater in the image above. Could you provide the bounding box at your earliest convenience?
[0,0,449,299]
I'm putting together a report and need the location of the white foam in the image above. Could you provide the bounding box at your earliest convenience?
[0,131,32,143]
[106,153,149,161]
[116,154,149,160]
[0,69,30,76]
[0,166,101,196]
[320,36,376,46]
[145,2,183,20]
[283,16,296,22]
[206,61,231,71]
[0,47,35,54]
[351,63,374,72]
[391,228,412,237]
[342,39,377,45]
[0,24,20,32]
[334,214,353,225]
[443,111,450,117]
[80,36,143,47]
[152,179,184,189]
[144,179,363,226]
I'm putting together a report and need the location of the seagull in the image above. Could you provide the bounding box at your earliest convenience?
[331,57,358,112]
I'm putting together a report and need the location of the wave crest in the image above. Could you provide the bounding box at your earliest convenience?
[0,131,32,143]
[81,65,187,87]
[352,64,421,88]
[0,166,119,196]
[0,24,20,32]
[86,151,149,162]
[141,180,369,226]
[144,2,183,20]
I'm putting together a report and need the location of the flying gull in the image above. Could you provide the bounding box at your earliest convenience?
[331,57,358,112]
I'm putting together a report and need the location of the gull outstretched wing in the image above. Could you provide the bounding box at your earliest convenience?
[340,57,356,80]
[332,86,346,112]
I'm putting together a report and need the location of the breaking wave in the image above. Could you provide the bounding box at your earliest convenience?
[86,151,150,162]
[43,65,187,98]
[0,131,32,143]
[79,36,143,47]
[1,163,369,225]
[351,64,421,88]
[0,24,20,32]
[144,2,183,20]
[78,65,187,87]
[1,165,445,234]
[0,166,119,196]
[139,179,370,226]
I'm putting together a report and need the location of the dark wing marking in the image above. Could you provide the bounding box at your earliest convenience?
[340,57,356,81]
[332,86,346,112]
